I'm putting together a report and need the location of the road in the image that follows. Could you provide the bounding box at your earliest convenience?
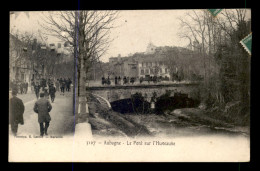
[9,89,75,137]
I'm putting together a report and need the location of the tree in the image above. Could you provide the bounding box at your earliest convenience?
[40,11,119,123]
[10,28,70,83]
[178,9,250,109]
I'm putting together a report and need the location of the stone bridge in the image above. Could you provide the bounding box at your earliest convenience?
[87,83,200,103]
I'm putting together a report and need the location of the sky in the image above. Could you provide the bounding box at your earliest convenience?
[10,10,251,62]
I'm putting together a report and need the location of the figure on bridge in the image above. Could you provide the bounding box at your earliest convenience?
[107,76,111,85]
[140,77,144,84]
[118,76,121,85]
[123,76,127,85]
[102,76,105,85]
[115,76,118,85]
[130,77,135,85]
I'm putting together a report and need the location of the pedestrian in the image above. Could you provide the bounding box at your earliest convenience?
[59,78,63,92]
[20,82,24,94]
[126,77,129,84]
[22,82,26,94]
[43,78,47,89]
[41,78,46,91]
[34,82,40,99]
[47,79,52,88]
[67,78,72,92]
[60,79,65,95]
[44,86,49,99]
[55,79,60,92]
[49,84,56,103]
[63,78,67,91]
[25,81,28,94]
[33,92,52,136]
[31,81,35,93]
[9,90,25,136]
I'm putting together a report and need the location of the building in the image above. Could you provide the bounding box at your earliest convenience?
[137,57,170,79]
[10,34,72,84]
[9,34,33,84]
[107,43,171,79]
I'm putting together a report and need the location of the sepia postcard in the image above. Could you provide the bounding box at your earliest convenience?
[9,9,251,162]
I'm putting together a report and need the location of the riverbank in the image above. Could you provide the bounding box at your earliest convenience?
[121,108,249,138]
[87,92,249,138]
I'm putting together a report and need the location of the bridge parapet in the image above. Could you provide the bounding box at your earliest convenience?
[87,83,200,103]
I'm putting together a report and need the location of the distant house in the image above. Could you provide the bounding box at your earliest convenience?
[108,43,172,79]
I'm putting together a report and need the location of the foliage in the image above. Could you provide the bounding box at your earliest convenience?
[10,30,67,81]
[178,9,250,125]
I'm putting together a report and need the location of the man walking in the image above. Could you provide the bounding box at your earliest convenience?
[34,82,41,99]
[31,81,35,93]
[19,82,24,94]
[9,90,25,136]
[49,83,56,103]
[44,86,49,99]
[33,92,52,136]
[67,78,72,92]
[60,79,65,95]
[24,81,28,94]
[55,79,60,92]
[63,78,68,92]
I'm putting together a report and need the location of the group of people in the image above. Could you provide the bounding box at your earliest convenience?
[56,77,72,94]
[101,76,111,85]
[101,76,136,85]
[9,77,72,137]
[32,78,56,103]
[10,80,29,94]
[31,77,72,102]
[100,75,173,86]
[123,76,135,85]
[139,76,161,84]
[9,90,52,137]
